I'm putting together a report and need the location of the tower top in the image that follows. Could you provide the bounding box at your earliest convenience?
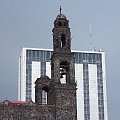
[52,8,71,53]
[56,7,67,20]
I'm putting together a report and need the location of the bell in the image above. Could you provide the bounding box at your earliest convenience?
[60,69,67,75]
[60,74,63,78]
[60,68,67,79]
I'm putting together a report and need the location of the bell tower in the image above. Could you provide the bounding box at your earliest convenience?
[52,7,71,53]
[51,8,77,120]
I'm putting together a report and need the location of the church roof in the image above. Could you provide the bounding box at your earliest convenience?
[9,101,28,104]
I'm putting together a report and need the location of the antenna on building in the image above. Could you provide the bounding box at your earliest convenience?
[89,24,95,51]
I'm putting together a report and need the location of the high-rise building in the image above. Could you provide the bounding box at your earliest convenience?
[18,48,108,120]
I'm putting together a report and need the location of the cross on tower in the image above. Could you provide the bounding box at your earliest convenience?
[60,6,62,14]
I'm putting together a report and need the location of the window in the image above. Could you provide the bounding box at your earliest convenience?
[42,87,49,104]
[61,34,66,48]
[42,90,47,104]
[58,21,62,26]
[60,61,69,84]
[64,22,68,27]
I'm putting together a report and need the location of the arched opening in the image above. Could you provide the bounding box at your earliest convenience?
[61,34,66,48]
[64,22,68,27]
[42,87,49,104]
[60,61,69,84]
[58,21,62,26]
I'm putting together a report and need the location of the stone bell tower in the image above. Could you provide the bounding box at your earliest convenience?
[51,8,77,120]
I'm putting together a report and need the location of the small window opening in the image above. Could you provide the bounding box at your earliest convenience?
[42,87,49,104]
[61,34,66,48]
[64,22,68,27]
[58,21,62,26]
[60,68,67,84]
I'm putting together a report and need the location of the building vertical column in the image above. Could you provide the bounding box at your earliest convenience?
[83,63,90,120]
[75,64,84,120]
[88,64,99,120]
[102,53,108,120]
[46,62,51,78]
[32,61,41,102]
[18,48,26,101]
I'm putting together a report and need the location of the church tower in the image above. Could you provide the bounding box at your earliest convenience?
[51,8,77,120]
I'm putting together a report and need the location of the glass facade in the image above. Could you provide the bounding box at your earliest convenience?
[18,48,108,120]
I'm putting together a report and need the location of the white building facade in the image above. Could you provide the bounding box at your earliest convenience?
[18,47,108,120]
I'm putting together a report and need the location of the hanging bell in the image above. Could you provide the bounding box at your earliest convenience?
[60,74,63,78]
[60,69,67,75]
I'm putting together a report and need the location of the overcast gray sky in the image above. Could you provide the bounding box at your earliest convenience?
[0,0,119,120]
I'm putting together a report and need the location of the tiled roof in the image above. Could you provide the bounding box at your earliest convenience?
[0,100,28,104]
[10,101,28,104]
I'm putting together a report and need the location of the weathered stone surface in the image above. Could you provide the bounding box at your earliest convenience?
[0,100,55,120]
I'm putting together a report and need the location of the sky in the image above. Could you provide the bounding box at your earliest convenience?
[0,0,119,120]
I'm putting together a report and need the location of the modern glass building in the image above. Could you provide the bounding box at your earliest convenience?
[18,47,108,120]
